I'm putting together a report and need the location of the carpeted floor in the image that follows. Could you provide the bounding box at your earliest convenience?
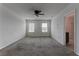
[0,37,77,56]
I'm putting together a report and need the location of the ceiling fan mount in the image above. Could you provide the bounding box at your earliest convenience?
[34,9,44,17]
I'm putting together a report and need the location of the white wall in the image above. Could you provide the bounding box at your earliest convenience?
[0,4,2,45]
[51,15,65,45]
[0,4,26,49]
[51,4,79,55]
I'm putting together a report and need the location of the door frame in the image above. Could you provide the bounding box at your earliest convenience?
[64,9,76,52]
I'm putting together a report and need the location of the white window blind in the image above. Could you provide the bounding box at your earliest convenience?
[29,23,35,32]
[42,23,48,32]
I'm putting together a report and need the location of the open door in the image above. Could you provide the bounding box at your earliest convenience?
[65,10,75,51]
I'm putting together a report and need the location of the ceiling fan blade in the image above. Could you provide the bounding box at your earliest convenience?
[39,13,44,15]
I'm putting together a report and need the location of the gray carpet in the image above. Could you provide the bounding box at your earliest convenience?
[0,37,76,56]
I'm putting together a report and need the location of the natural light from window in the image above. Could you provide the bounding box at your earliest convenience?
[29,23,35,32]
[42,23,48,32]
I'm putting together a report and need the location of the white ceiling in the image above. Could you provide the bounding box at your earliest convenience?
[3,3,69,20]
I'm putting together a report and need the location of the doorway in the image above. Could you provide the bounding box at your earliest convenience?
[65,10,75,51]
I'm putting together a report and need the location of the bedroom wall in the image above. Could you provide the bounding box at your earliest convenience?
[0,4,26,49]
[51,4,79,55]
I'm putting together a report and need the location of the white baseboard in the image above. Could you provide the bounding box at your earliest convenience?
[0,34,25,50]
[75,52,79,56]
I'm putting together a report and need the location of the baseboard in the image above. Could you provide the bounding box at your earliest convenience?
[0,34,25,50]
[0,38,20,50]
[51,36,65,46]
[75,52,79,56]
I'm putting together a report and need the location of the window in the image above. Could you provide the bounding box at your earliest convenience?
[29,23,35,32]
[42,23,48,32]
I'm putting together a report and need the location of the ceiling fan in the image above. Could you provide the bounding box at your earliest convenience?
[34,9,44,17]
